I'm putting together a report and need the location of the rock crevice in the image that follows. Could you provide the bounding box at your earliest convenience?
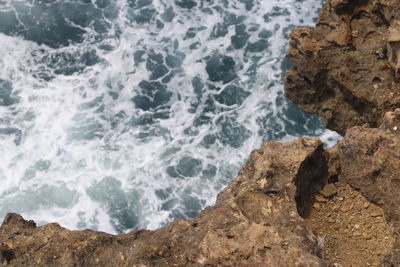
[0,138,329,267]
[1,0,400,266]
[285,0,400,135]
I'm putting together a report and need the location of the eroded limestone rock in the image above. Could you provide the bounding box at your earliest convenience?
[0,138,328,267]
[304,121,400,266]
[1,125,399,266]
[285,0,400,135]
[388,20,400,80]
[1,0,400,266]
[380,108,400,135]
[339,125,400,266]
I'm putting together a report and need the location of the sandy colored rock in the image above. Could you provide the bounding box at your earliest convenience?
[380,108,400,136]
[339,126,400,265]
[2,128,398,266]
[284,1,400,262]
[1,126,398,266]
[1,0,400,266]
[285,0,400,135]
[307,181,395,267]
[315,194,328,203]
[319,183,337,198]
[326,145,341,185]
[0,138,328,267]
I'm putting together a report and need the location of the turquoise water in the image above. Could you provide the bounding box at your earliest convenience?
[0,0,340,233]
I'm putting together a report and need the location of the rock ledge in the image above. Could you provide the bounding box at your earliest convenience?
[1,0,400,266]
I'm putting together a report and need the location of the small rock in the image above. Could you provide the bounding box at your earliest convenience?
[369,207,384,217]
[340,205,350,213]
[313,203,321,211]
[354,200,365,211]
[352,231,361,237]
[315,194,328,203]
[320,183,338,198]
[362,233,370,239]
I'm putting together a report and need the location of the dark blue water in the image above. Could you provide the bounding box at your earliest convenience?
[0,0,340,233]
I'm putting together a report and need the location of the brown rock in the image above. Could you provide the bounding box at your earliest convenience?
[326,144,340,169]
[315,194,329,203]
[388,21,400,80]
[313,203,322,211]
[285,0,400,135]
[320,183,338,198]
[369,208,384,217]
[284,4,400,263]
[339,205,350,213]
[0,138,328,267]
[1,0,400,266]
[380,108,400,137]
[306,181,395,267]
[339,126,400,265]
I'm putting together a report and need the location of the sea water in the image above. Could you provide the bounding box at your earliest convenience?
[0,0,340,234]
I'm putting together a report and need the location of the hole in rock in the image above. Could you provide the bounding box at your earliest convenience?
[372,77,382,84]
[327,175,338,184]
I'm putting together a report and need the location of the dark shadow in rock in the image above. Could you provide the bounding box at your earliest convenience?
[294,144,328,218]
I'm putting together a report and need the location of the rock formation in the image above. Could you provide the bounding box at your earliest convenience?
[285,0,400,135]
[0,137,328,266]
[1,0,400,266]
[1,121,399,266]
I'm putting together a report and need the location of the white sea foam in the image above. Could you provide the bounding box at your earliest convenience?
[0,0,341,234]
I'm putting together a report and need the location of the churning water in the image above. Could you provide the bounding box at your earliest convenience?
[0,0,340,234]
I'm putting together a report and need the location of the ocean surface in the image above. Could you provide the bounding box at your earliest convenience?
[0,0,340,234]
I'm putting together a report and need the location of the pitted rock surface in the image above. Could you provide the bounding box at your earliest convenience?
[285,0,400,135]
[2,0,400,266]
[0,138,327,267]
[339,125,400,265]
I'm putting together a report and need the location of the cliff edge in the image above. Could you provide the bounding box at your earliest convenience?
[1,0,400,266]
[285,0,400,135]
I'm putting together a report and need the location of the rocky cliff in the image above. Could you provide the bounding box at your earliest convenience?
[285,0,400,135]
[1,0,400,266]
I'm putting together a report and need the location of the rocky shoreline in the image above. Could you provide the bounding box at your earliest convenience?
[1,0,400,266]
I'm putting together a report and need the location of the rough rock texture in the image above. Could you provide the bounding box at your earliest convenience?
[339,125,400,265]
[1,0,400,266]
[0,138,328,267]
[285,0,400,135]
[1,126,398,267]
[284,0,400,264]
[380,108,400,136]
[2,126,399,266]
[307,181,395,266]
[1,124,398,266]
